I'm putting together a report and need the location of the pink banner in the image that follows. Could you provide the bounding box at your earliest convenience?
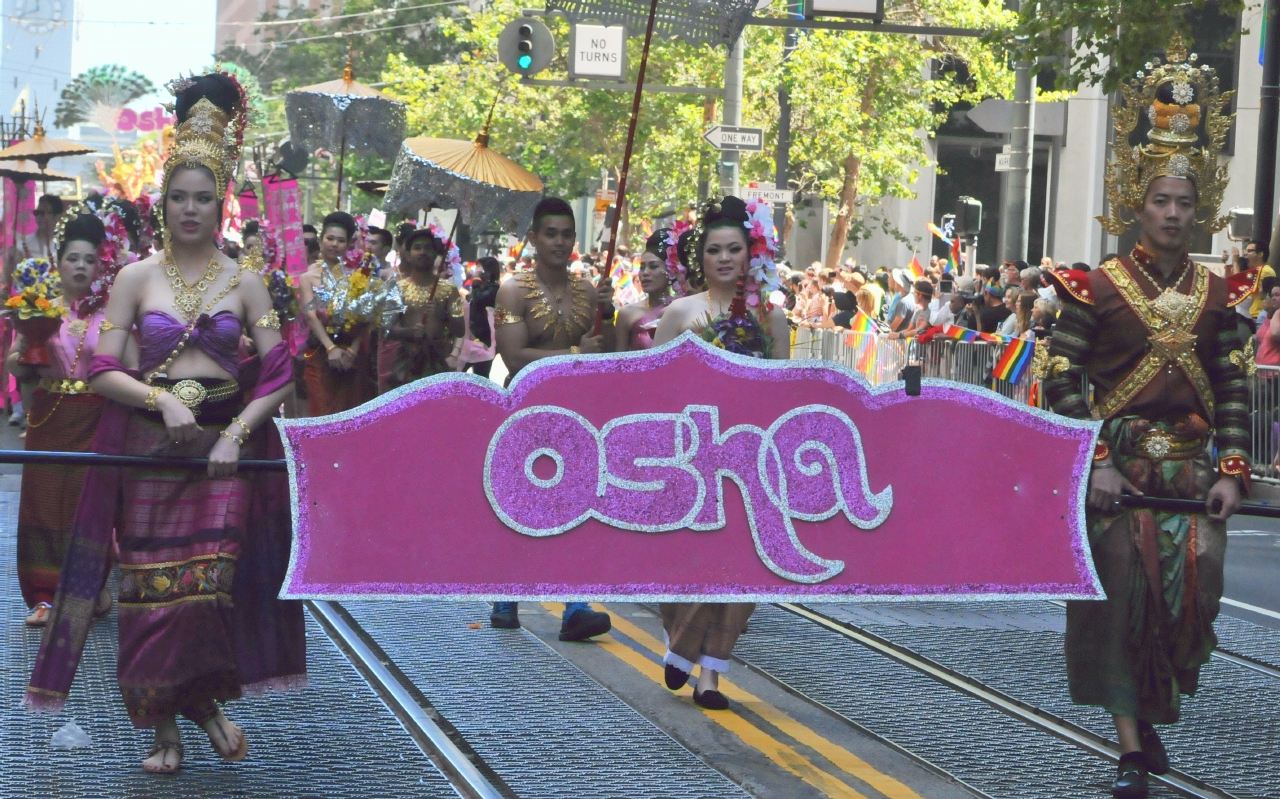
[3,179,36,251]
[238,189,260,221]
[278,335,1103,602]
[262,175,307,275]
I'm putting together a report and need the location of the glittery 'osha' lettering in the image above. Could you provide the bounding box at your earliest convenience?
[483,403,893,584]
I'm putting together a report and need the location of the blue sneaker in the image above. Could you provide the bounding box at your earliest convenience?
[490,601,520,629]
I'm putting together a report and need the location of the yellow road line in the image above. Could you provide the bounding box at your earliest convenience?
[544,603,869,798]
[588,604,927,799]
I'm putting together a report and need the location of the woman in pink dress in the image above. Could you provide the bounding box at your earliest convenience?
[615,227,691,352]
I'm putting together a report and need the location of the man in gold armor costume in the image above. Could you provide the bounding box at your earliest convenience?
[490,197,615,640]
[1043,35,1258,799]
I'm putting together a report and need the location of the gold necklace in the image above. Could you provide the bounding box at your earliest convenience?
[165,257,224,321]
[1130,247,1189,291]
[398,278,435,308]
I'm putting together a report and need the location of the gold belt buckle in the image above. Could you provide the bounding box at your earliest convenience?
[1138,430,1175,460]
[168,380,208,412]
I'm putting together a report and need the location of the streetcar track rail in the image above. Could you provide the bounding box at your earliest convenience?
[307,600,513,799]
[1046,600,1280,680]
[781,603,1241,799]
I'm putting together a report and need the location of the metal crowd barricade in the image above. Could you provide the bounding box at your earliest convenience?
[1250,364,1280,480]
[796,328,1280,476]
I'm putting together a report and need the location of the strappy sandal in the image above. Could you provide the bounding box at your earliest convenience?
[25,602,51,627]
[204,716,248,763]
[142,740,183,775]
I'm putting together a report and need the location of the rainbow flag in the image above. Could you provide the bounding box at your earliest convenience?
[847,309,877,334]
[610,259,641,306]
[946,236,961,273]
[993,338,1035,383]
[926,222,952,245]
[941,324,983,343]
[907,254,925,280]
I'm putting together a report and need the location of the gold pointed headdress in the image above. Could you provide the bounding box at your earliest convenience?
[1097,33,1235,235]
[161,69,249,200]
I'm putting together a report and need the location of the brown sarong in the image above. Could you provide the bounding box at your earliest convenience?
[17,389,105,608]
[660,603,755,674]
[303,331,375,416]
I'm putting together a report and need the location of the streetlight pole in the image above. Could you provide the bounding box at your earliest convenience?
[1000,2,1035,264]
[775,0,800,247]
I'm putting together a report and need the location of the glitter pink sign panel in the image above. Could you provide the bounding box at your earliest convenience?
[277,334,1104,601]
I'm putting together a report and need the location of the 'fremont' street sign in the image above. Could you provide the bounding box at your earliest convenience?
[703,125,764,151]
[742,186,795,204]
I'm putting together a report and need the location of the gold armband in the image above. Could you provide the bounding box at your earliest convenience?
[254,309,281,331]
[99,320,122,333]
[494,308,524,326]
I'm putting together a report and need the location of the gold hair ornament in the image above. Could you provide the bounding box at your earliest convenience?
[1097,33,1235,235]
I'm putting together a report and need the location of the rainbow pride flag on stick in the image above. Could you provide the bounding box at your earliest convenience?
[926,222,952,245]
[847,309,877,334]
[907,254,925,280]
[993,338,1035,383]
[946,236,961,274]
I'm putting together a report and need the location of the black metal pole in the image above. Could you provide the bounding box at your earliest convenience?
[0,450,287,472]
[774,0,800,244]
[1255,0,1280,256]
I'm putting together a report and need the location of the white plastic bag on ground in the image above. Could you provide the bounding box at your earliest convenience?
[50,721,91,749]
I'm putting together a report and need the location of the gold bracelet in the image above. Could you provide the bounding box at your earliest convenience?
[219,429,245,446]
[231,416,251,437]
[325,342,337,352]
[144,386,163,411]
[569,345,581,355]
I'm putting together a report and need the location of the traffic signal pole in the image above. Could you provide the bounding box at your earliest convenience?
[1256,0,1280,261]
[775,0,800,248]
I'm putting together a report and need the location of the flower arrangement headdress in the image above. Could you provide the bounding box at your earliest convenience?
[1098,33,1235,235]
[691,195,781,314]
[52,194,141,317]
[659,221,693,297]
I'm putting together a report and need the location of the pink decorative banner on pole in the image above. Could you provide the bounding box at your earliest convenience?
[3,179,36,251]
[277,335,1104,602]
[262,175,307,275]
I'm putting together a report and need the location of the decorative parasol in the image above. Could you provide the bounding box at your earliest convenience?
[0,120,95,192]
[285,46,407,208]
[0,160,75,184]
[382,123,544,235]
[355,179,388,196]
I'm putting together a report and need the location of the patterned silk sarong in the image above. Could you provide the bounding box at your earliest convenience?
[1066,416,1224,724]
[17,390,105,607]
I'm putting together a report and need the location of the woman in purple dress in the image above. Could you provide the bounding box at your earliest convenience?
[26,71,304,775]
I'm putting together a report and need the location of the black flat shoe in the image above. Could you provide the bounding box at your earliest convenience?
[489,605,520,629]
[1112,751,1149,799]
[664,664,690,690]
[559,608,611,641]
[693,688,729,710]
[1137,721,1169,775]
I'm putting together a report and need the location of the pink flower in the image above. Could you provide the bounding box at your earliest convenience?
[746,293,760,307]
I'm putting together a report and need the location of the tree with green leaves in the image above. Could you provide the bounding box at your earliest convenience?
[1001,0,1249,92]
[768,0,1015,267]
[55,65,155,130]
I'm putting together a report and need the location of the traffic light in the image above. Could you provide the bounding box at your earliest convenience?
[955,196,983,237]
[499,18,554,77]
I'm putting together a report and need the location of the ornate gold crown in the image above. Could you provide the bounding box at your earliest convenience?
[165,98,240,199]
[1097,33,1235,235]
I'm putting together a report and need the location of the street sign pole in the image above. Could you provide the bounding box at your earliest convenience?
[1000,6,1035,265]
[775,0,801,250]
[720,35,744,197]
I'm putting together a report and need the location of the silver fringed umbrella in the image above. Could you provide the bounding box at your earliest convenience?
[285,51,406,207]
[382,125,544,235]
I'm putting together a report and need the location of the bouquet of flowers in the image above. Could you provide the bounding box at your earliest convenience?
[309,262,400,346]
[243,219,298,322]
[700,310,773,359]
[6,258,67,365]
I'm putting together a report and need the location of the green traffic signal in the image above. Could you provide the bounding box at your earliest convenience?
[518,54,533,70]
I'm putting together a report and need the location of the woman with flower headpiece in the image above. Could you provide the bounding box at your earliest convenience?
[614,224,689,352]
[298,210,379,415]
[25,71,304,776]
[380,224,464,391]
[1043,36,1257,799]
[8,206,134,628]
[652,196,787,711]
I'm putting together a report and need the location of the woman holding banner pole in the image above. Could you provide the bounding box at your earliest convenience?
[653,196,786,710]
[25,71,304,776]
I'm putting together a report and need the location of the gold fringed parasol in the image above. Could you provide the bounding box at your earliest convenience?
[382,121,544,235]
[0,120,95,193]
[0,160,75,184]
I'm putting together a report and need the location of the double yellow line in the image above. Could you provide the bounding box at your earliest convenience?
[544,603,925,799]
